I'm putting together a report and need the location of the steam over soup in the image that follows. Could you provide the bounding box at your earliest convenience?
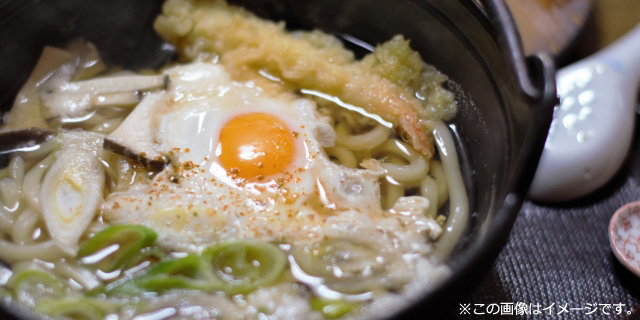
[0,0,468,319]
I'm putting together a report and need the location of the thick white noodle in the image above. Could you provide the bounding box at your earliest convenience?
[420,176,439,218]
[53,262,101,290]
[0,178,20,207]
[85,219,109,238]
[22,154,55,212]
[340,110,357,127]
[11,209,39,245]
[0,239,66,262]
[20,140,56,161]
[336,123,390,151]
[0,206,15,234]
[0,178,21,233]
[371,139,429,183]
[11,260,45,274]
[383,180,405,210]
[90,116,125,134]
[429,121,469,259]
[428,160,448,209]
[101,155,120,193]
[325,146,358,168]
[9,156,25,184]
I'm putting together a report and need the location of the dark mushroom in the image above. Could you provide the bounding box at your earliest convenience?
[0,128,56,156]
[103,92,168,171]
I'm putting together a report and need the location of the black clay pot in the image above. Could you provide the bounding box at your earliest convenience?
[0,0,556,318]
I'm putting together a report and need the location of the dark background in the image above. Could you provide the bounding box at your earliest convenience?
[456,1,640,318]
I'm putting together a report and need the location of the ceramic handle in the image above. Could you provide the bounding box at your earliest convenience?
[484,0,558,107]
[594,23,640,84]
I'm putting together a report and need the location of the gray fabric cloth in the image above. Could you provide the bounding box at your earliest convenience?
[454,116,640,319]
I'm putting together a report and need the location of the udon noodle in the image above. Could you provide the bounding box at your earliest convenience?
[0,1,468,319]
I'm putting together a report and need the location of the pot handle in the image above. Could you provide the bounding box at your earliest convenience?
[483,0,557,107]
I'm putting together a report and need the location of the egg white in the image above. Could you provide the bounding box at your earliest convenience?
[102,62,388,251]
[157,63,327,208]
[157,63,309,169]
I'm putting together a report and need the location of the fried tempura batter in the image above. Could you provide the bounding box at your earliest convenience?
[154,0,456,157]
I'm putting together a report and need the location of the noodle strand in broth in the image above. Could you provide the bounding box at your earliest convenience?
[0,1,471,318]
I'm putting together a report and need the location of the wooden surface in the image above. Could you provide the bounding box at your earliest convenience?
[591,0,640,48]
[506,0,593,56]
[457,5,640,319]
[507,0,640,58]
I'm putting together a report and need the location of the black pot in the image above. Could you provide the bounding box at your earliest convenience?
[0,0,556,318]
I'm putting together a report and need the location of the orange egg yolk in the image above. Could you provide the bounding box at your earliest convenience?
[218,113,296,180]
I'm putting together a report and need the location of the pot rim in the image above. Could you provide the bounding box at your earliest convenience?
[392,0,556,317]
[0,0,557,319]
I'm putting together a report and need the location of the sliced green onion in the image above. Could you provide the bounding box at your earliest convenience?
[202,240,287,295]
[123,246,166,271]
[0,287,13,298]
[97,279,143,296]
[77,225,157,272]
[104,254,215,295]
[310,298,357,318]
[36,297,115,320]
[134,254,216,292]
[8,269,65,306]
[102,240,286,296]
[294,240,386,294]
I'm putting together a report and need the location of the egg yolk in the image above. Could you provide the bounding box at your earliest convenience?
[218,113,296,180]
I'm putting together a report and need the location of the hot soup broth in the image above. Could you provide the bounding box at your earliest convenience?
[0,0,468,319]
